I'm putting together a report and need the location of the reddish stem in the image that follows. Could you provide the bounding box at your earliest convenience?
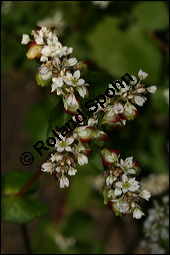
[15,168,42,197]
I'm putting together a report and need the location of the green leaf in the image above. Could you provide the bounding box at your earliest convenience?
[133,1,168,31]
[1,170,39,196]
[85,14,164,84]
[89,150,104,172]
[47,101,72,137]
[1,196,48,224]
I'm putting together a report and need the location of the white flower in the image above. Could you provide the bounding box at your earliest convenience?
[64,70,85,87]
[41,162,54,173]
[113,103,124,114]
[50,153,63,162]
[139,189,151,201]
[116,174,140,193]
[133,207,144,219]
[88,117,98,126]
[124,101,137,114]
[134,96,146,106]
[106,174,115,186]
[120,202,129,213]
[65,94,79,110]
[120,157,136,174]
[77,153,88,165]
[35,36,44,45]
[40,55,48,62]
[74,126,94,141]
[147,86,157,93]
[51,77,64,92]
[138,69,148,80]
[55,137,74,152]
[107,152,119,163]
[130,75,137,85]
[65,58,77,67]
[114,187,122,196]
[68,167,77,176]
[39,66,52,80]
[76,85,87,98]
[41,45,52,57]
[21,34,30,44]
[60,175,69,188]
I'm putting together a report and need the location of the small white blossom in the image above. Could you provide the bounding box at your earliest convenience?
[64,70,85,87]
[68,167,77,176]
[113,103,124,114]
[77,153,88,165]
[133,207,144,219]
[147,85,157,93]
[138,69,148,80]
[41,162,54,173]
[106,174,115,186]
[139,189,151,201]
[134,96,146,106]
[21,34,30,44]
[55,137,74,152]
[60,175,69,188]
[120,157,136,174]
[116,174,140,193]
[51,77,64,92]
[35,36,44,45]
[65,58,78,67]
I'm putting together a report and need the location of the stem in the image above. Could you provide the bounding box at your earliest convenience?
[148,31,169,54]
[21,224,32,254]
[15,168,42,197]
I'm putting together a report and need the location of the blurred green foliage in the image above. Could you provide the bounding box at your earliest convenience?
[1,1,169,254]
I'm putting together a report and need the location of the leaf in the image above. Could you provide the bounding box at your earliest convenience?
[85,14,164,84]
[133,1,168,31]
[88,150,104,172]
[1,196,48,224]
[47,101,72,137]
[1,170,39,196]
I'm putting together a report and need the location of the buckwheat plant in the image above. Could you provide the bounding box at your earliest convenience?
[22,26,157,219]
[141,196,169,254]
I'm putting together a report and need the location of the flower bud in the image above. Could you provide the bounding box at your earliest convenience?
[26,41,42,59]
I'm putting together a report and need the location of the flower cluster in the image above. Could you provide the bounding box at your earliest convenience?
[101,148,151,219]
[141,173,169,196]
[94,70,157,129]
[141,195,169,254]
[21,27,89,114]
[41,134,89,188]
[41,116,107,188]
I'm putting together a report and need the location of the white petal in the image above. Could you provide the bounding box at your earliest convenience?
[122,174,128,183]
[116,181,123,188]
[133,208,144,219]
[67,137,74,145]
[147,86,157,93]
[57,147,64,152]
[138,69,148,80]
[21,34,30,44]
[74,70,80,79]
[77,78,85,86]
[65,146,71,151]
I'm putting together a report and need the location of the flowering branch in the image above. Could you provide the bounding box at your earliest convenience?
[21,26,157,219]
